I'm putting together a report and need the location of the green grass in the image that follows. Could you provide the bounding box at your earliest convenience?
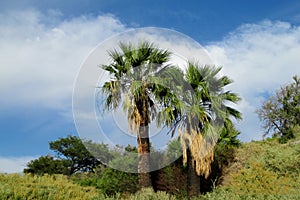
[0,173,99,200]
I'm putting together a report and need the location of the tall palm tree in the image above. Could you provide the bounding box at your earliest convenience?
[100,41,180,188]
[161,62,242,197]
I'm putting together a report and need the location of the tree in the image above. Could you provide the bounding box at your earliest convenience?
[101,41,180,188]
[49,135,101,174]
[162,63,242,197]
[24,136,102,175]
[24,155,70,175]
[256,76,300,142]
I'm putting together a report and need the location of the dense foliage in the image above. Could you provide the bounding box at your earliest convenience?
[72,167,139,195]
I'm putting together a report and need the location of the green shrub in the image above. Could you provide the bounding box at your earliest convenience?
[96,168,138,195]
[72,167,138,196]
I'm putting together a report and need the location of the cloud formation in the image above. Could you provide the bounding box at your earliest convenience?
[206,20,300,140]
[0,10,126,111]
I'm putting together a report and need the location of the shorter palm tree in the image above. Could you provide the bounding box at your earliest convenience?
[160,62,242,197]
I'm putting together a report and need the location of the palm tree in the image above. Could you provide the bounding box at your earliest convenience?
[100,41,180,188]
[161,62,242,197]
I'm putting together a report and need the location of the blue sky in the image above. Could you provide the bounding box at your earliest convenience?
[1,0,300,173]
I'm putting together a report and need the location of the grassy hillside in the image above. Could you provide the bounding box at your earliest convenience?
[206,138,300,199]
[1,137,299,199]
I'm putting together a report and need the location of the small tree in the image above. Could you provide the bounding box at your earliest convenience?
[256,76,300,142]
[49,135,101,174]
[24,136,103,175]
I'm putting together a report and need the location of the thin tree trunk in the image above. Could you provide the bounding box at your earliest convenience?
[187,148,200,198]
[137,124,152,188]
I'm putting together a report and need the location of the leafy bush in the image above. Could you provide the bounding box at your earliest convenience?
[95,168,138,195]
[72,167,138,196]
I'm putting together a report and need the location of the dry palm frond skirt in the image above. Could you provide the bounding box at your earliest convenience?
[179,128,217,178]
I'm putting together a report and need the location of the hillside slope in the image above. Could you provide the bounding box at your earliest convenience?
[207,137,300,199]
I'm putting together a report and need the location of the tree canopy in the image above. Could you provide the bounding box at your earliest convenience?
[23,155,70,175]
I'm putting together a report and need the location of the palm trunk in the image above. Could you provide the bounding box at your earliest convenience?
[137,124,152,188]
[135,90,152,188]
[187,147,200,198]
[186,123,201,198]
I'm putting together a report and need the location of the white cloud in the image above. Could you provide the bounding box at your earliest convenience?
[0,9,127,111]
[206,20,300,141]
[0,156,38,173]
